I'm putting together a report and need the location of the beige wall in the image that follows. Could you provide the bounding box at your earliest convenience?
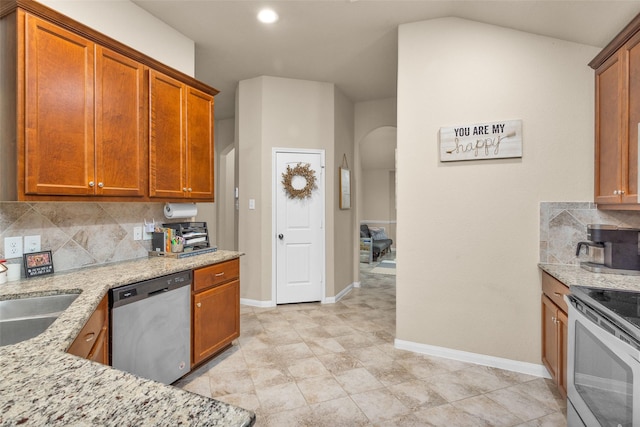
[38,0,195,76]
[333,88,356,297]
[237,76,355,303]
[397,18,598,364]
[361,169,396,247]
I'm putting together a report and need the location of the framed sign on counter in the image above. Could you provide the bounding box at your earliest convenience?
[23,250,54,278]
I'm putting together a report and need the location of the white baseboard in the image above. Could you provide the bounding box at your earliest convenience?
[240,298,275,308]
[394,339,551,379]
[241,283,355,307]
[354,281,361,288]
[323,283,354,304]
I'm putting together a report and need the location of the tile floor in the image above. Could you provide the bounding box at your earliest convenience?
[176,254,567,426]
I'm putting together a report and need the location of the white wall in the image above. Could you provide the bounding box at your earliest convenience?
[38,0,194,76]
[397,18,598,365]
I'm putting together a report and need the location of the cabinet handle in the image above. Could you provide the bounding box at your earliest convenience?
[84,332,96,342]
[215,272,225,277]
[196,302,201,308]
[89,181,95,187]
[553,292,562,297]
[551,316,556,324]
[98,182,104,188]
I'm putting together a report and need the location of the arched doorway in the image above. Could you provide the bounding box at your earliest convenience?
[357,126,397,277]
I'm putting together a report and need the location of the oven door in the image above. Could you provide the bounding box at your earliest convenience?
[567,302,640,427]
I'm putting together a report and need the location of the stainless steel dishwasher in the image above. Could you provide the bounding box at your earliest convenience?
[110,270,191,384]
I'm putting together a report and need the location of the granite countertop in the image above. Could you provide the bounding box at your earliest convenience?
[539,263,640,292]
[0,250,255,426]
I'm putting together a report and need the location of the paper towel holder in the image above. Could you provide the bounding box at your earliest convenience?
[164,203,198,219]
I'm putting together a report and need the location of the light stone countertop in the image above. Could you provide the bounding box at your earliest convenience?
[0,250,255,427]
[539,263,640,292]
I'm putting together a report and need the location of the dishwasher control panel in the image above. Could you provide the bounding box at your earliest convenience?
[110,270,192,309]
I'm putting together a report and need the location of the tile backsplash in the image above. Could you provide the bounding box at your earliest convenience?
[0,202,167,274]
[540,202,640,265]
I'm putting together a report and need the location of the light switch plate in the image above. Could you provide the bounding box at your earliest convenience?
[4,236,23,259]
[133,226,143,241]
[23,235,41,253]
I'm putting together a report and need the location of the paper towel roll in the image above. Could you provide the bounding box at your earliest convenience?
[164,203,198,219]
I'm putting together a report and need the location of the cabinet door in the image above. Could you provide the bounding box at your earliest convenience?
[24,15,95,196]
[541,295,559,383]
[149,70,186,198]
[67,295,108,362]
[623,31,640,204]
[595,51,624,204]
[95,46,146,197]
[185,87,214,200]
[557,308,568,398]
[192,279,240,366]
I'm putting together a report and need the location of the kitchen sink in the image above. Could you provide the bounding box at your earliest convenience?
[0,293,79,346]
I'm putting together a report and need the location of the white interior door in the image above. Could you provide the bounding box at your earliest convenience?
[275,150,324,304]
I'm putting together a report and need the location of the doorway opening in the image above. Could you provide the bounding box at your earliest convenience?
[358,126,397,279]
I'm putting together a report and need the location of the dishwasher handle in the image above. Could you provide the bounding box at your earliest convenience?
[148,287,169,297]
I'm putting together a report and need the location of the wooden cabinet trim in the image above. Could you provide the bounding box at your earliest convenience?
[590,12,640,70]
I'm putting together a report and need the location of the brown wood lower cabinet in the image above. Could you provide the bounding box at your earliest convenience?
[192,259,240,367]
[541,271,568,398]
[67,294,109,364]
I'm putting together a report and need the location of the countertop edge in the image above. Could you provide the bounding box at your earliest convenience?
[0,250,255,426]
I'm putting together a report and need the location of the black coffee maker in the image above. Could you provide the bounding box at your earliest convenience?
[577,224,640,271]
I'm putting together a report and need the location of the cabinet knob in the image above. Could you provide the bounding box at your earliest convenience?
[620,190,625,195]
[196,302,201,308]
[183,188,187,192]
[98,182,104,188]
[89,181,95,187]
[188,188,192,192]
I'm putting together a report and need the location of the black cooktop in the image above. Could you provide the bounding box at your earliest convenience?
[583,287,640,327]
[571,286,640,343]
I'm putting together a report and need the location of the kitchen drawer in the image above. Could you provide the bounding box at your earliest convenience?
[67,295,108,359]
[193,258,239,292]
[542,272,569,313]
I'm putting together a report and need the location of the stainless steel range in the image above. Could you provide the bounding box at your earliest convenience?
[566,286,640,427]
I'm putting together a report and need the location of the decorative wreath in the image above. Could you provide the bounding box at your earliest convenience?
[281,163,317,199]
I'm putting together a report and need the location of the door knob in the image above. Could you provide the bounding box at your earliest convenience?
[278,234,284,240]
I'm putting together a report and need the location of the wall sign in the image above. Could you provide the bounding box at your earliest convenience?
[439,119,522,162]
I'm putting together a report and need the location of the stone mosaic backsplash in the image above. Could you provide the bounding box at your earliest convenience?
[0,202,167,274]
[540,202,640,265]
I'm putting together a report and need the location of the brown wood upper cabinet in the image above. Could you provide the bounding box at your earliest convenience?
[0,0,218,201]
[591,14,640,209]
[23,14,146,198]
[149,70,215,200]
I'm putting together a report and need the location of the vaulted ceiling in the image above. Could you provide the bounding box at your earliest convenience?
[133,1,640,120]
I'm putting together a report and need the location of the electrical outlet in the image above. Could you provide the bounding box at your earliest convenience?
[23,235,41,253]
[4,236,23,259]
[133,226,143,241]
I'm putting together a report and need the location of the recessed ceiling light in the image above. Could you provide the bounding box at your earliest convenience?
[257,8,278,24]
